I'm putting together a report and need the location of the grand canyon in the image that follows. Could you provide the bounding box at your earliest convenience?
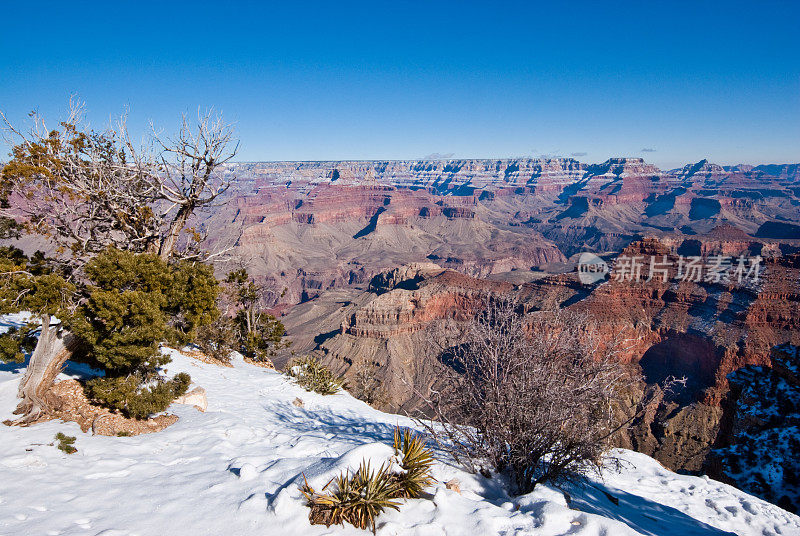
[195,157,800,511]
[4,3,800,534]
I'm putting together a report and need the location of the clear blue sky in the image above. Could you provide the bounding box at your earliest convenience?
[1,0,798,169]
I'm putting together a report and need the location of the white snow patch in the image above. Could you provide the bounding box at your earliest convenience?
[0,342,797,535]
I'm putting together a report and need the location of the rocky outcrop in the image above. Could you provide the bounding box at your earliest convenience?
[706,344,800,513]
[279,238,800,488]
[278,264,514,411]
[43,379,178,436]
[345,269,512,338]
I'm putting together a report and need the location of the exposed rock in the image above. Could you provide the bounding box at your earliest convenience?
[244,357,275,369]
[174,387,208,412]
[279,265,513,411]
[445,479,461,494]
[706,344,800,513]
[42,379,178,436]
[280,238,800,485]
[190,157,800,312]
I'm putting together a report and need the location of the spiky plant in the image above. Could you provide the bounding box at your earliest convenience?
[302,461,402,533]
[392,427,436,498]
[350,461,402,531]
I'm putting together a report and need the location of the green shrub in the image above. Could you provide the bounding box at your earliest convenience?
[70,249,172,373]
[85,372,191,419]
[0,326,36,363]
[240,313,289,361]
[287,356,343,395]
[68,248,209,417]
[224,269,290,361]
[55,432,77,454]
[166,260,220,345]
[195,317,237,363]
[0,247,74,364]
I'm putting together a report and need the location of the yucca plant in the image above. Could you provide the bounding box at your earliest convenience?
[287,356,344,395]
[302,461,401,533]
[300,429,435,531]
[348,461,402,531]
[392,427,436,498]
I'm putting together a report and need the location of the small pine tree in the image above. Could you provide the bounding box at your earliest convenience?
[70,248,215,419]
[287,356,343,395]
[195,316,237,362]
[223,269,290,361]
[166,260,220,345]
[70,249,172,373]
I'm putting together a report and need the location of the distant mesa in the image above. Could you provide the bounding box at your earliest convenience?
[755,221,800,239]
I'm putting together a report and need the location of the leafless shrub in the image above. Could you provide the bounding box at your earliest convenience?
[416,296,641,494]
[347,362,389,407]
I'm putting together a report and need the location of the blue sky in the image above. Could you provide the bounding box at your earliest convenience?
[1,0,798,168]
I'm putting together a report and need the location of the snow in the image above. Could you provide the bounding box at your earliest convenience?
[1,344,799,535]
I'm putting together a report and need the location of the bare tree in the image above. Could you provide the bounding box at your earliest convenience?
[1,101,238,262]
[1,102,161,263]
[417,297,639,494]
[149,109,238,260]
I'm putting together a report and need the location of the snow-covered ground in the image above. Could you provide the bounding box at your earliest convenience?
[1,344,799,535]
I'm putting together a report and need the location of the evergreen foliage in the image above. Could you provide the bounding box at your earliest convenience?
[195,317,237,363]
[68,248,217,418]
[287,356,343,395]
[205,268,289,362]
[0,247,74,363]
[70,249,172,373]
[0,105,237,423]
[85,372,191,420]
[166,261,219,345]
[0,247,74,318]
[239,313,288,361]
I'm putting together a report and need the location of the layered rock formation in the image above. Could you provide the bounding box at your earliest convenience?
[277,263,512,412]
[202,157,800,306]
[277,236,800,503]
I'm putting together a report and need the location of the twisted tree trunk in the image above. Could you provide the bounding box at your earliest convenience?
[158,204,191,261]
[11,314,78,425]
